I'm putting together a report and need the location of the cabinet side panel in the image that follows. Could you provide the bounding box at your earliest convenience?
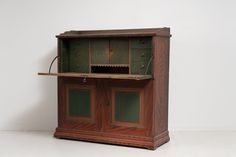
[143,80,154,137]
[58,77,64,127]
[153,36,170,136]
[57,39,62,127]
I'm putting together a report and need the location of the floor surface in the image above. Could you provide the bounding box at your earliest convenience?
[0,131,235,157]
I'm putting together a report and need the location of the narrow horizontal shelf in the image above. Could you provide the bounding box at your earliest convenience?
[131,47,152,49]
[90,64,129,67]
[38,73,152,80]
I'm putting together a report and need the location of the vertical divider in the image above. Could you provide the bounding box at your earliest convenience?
[108,39,111,64]
[68,40,70,72]
[58,39,61,73]
[128,38,131,74]
[89,39,91,73]
[152,37,156,77]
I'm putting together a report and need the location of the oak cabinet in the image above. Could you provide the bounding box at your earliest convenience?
[39,28,171,149]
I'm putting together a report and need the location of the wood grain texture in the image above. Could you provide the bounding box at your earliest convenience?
[103,81,147,136]
[59,78,101,131]
[152,36,170,136]
[56,28,171,38]
[38,72,152,80]
[48,28,171,150]
[54,128,169,150]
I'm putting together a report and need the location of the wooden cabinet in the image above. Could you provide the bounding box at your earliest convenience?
[39,28,171,149]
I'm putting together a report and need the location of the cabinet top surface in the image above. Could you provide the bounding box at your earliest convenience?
[56,28,171,38]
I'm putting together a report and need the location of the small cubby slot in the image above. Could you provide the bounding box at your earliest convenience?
[91,65,129,74]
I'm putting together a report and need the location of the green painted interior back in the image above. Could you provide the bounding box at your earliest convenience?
[91,39,109,64]
[61,37,152,74]
[130,37,152,75]
[68,89,91,117]
[115,91,140,123]
[110,39,129,64]
[61,39,89,73]
[61,40,69,72]
[69,39,89,73]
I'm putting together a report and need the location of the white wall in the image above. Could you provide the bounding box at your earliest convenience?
[0,0,235,131]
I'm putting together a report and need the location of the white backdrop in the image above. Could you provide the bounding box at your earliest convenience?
[0,0,235,131]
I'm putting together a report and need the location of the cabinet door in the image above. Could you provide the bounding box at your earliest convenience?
[59,79,100,131]
[103,85,146,136]
[112,88,143,125]
[67,86,92,118]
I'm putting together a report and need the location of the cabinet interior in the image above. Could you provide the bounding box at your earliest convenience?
[60,37,152,75]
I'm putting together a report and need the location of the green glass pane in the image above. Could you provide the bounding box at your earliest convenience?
[69,90,90,117]
[91,39,109,64]
[69,39,89,73]
[115,92,140,123]
[110,39,129,64]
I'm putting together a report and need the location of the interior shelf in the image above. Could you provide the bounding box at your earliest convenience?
[38,72,152,80]
[90,64,129,67]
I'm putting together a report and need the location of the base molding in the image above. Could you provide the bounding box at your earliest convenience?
[54,128,169,150]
